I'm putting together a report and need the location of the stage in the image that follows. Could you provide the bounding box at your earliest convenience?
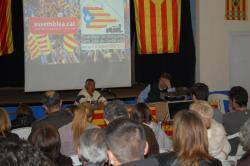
[0,84,145,106]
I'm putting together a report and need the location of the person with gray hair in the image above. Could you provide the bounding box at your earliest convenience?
[103,100,129,124]
[238,118,250,166]
[78,128,107,166]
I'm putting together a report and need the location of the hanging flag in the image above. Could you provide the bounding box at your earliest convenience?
[134,0,182,54]
[63,34,78,53]
[225,0,248,20]
[0,0,14,56]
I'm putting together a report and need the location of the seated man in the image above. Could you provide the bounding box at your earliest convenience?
[78,128,107,166]
[190,82,223,123]
[105,118,159,166]
[30,91,72,135]
[104,100,159,156]
[75,79,107,107]
[138,73,174,103]
[223,86,250,156]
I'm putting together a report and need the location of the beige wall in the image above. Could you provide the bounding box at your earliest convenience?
[196,0,250,90]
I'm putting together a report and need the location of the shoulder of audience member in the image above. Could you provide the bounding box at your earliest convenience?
[121,157,159,166]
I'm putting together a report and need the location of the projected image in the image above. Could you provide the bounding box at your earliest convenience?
[23,0,130,64]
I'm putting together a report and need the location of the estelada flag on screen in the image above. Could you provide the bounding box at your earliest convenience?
[225,0,248,20]
[134,0,181,54]
[0,0,14,56]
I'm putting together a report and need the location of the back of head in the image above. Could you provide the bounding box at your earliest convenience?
[29,124,60,161]
[160,72,172,81]
[190,83,209,101]
[229,86,248,107]
[0,140,54,166]
[173,110,211,166]
[239,118,250,151]
[72,103,94,148]
[190,101,214,128]
[0,108,11,136]
[104,100,129,122]
[16,104,33,116]
[79,128,107,165]
[131,103,152,124]
[41,91,61,113]
[105,118,146,165]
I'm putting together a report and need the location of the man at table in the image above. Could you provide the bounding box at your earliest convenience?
[137,73,175,103]
[75,79,107,106]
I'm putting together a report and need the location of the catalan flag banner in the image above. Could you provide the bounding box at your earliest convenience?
[27,33,51,60]
[225,0,248,20]
[63,34,79,53]
[82,6,118,29]
[0,0,14,56]
[134,0,181,54]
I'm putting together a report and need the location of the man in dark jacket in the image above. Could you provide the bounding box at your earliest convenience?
[138,73,174,103]
[30,91,72,135]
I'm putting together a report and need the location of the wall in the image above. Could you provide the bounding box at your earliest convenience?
[196,0,250,90]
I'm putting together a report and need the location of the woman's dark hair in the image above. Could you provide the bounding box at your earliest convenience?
[29,124,61,161]
[131,103,152,124]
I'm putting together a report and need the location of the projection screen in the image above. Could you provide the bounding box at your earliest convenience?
[23,0,131,92]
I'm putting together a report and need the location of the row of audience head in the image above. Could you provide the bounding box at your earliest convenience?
[0,83,250,166]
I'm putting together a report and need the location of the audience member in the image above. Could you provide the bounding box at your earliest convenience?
[154,111,222,166]
[104,100,159,156]
[30,91,73,134]
[0,140,54,166]
[131,103,172,153]
[29,124,73,166]
[0,108,20,142]
[59,103,98,156]
[237,118,250,166]
[190,82,223,123]
[11,103,35,129]
[190,101,231,160]
[78,128,107,166]
[138,73,174,103]
[105,118,159,166]
[75,79,107,106]
[223,86,250,156]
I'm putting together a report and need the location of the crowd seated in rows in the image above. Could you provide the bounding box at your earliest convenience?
[1,80,250,166]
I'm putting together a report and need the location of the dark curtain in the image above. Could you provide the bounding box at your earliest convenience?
[0,0,24,87]
[132,0,195,87]
[0,0,194,88]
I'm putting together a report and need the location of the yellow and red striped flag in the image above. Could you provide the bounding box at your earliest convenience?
[225,0,248,20]
[134,0,181,54]
[27,33,51,60]
[63,34,78,53]
[0,0,14,56]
